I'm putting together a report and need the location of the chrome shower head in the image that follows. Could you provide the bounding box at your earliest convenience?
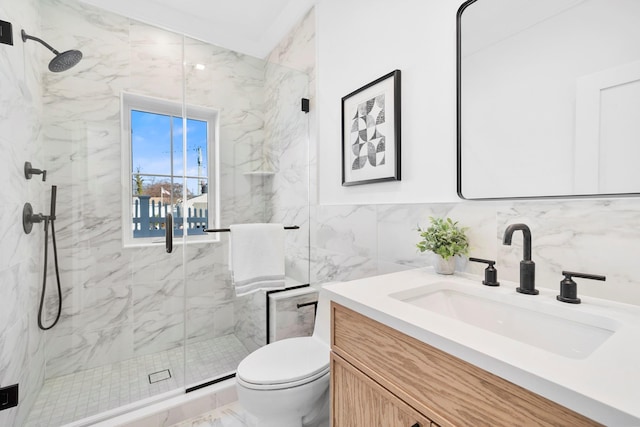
[21,29,83,72]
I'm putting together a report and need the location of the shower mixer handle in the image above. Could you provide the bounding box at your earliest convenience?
[22,186,58,234]
[22,203,49,234]
[25,161,47,181]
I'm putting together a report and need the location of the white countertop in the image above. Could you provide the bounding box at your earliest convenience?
[324,268,640,426]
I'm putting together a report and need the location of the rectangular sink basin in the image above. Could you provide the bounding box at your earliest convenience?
[390,283,617,359]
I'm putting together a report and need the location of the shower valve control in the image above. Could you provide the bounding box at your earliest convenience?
[24,161,47,181]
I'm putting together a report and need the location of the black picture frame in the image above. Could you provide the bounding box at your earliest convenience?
[341,70,401,186]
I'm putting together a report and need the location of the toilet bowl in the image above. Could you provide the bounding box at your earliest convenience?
[236,285,332,427]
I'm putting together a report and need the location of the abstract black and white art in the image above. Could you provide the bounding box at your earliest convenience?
[342,70,401,186]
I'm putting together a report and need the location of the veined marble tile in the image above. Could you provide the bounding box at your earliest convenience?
[187,302,235,342]
[234,291,266,353]
[498,199,640,305]
[376,203,455,269]
[0,318,30,426]
[49,283,132,336]
[130,246,185,284]
[375,202,497,276]
[0,202,42,272]
[266,8,315,76]
[312,204,377,259]
[268,288,317,342]
[169,401,256,427]
[133,306,185,357]
[45,323,134,378]
[310,247,378,284]
[0,0,46,424]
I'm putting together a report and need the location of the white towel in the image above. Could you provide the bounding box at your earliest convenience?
[229,223,285,296]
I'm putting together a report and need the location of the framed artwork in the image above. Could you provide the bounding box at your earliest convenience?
[342,69,401,186]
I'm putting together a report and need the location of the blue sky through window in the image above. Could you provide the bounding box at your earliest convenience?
[131,110,208,197]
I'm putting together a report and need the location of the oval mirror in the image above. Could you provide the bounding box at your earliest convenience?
[458,0,640,199]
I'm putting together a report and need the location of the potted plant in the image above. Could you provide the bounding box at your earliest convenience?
[417,217,469,274]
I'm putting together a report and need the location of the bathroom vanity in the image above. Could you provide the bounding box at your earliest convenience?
[325,269,640,426]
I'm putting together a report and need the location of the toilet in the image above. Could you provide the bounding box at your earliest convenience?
[236,286,332,427]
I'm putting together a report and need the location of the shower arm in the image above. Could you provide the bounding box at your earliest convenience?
[21,30,60,55]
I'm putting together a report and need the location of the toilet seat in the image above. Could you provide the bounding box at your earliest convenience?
[237,336,329,391]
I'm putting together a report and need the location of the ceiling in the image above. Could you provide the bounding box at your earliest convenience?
[80,0,314,58]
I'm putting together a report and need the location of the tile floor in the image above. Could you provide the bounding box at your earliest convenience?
[25,334,250,427]
[169,401,256,427]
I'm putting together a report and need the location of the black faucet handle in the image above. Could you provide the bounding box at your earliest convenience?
[557,271,606,304]
[24,161,47,181]
[469,257,500,287]
[469,257,495,266]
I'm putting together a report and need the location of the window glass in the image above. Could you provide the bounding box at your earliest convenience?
[123,93,217,245]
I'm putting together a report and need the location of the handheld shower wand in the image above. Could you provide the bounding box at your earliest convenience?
[50,184,57,221]
[37,185,62,330]
[23,186,63,330]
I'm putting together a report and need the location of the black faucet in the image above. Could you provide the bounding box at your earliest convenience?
[502,223,538,295]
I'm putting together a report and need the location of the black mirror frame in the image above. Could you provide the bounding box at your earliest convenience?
[456,0,640,201]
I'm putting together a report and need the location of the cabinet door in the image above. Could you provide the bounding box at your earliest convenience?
[331,352,432,427]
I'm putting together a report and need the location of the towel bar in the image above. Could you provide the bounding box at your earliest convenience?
[204,225,299,233]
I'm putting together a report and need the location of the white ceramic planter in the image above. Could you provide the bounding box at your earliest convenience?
[433,255,456,275]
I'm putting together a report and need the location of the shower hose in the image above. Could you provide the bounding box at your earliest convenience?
[38,216,62,330]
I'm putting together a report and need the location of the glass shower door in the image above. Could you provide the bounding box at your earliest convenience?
[182,35,311,388]
[22,2,190,425]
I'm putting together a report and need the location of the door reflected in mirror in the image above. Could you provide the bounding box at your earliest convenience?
[458,0,640,199]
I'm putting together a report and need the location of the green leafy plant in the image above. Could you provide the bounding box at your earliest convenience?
[416,217,469,260]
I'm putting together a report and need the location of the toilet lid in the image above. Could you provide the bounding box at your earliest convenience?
[237,337,329,386]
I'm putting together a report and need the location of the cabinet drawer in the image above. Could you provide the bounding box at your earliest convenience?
[332,352,434,427]
[331,302,600,427]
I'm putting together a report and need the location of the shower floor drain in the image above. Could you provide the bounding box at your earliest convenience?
[148,369,172,384]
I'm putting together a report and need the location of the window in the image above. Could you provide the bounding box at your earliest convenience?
[121,93,218,246]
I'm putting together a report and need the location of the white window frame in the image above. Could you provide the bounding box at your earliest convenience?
[120,92,220,247]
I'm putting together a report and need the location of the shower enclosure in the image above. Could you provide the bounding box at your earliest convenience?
[0,0,311,425]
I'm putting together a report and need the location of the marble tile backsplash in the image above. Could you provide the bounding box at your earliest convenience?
[308,199,640,306]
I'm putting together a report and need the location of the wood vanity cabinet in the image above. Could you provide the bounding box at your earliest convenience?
[330,302,601,427]
[332,353,436,427]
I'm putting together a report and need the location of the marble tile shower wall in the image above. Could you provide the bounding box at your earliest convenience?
[0,0,46,425]
[230,9,315,353]
[39,0,268,379]
[231,66,311,352]
[263,62,310,283]
[265,8,315,284]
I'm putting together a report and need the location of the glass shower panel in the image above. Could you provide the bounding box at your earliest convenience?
[183,35,311,388]
[20,0,188,425]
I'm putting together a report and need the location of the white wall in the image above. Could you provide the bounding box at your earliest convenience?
[317,0,461,204]
[312,0,640,307]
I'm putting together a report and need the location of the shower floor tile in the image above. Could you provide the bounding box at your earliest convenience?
[25,334,250,427]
